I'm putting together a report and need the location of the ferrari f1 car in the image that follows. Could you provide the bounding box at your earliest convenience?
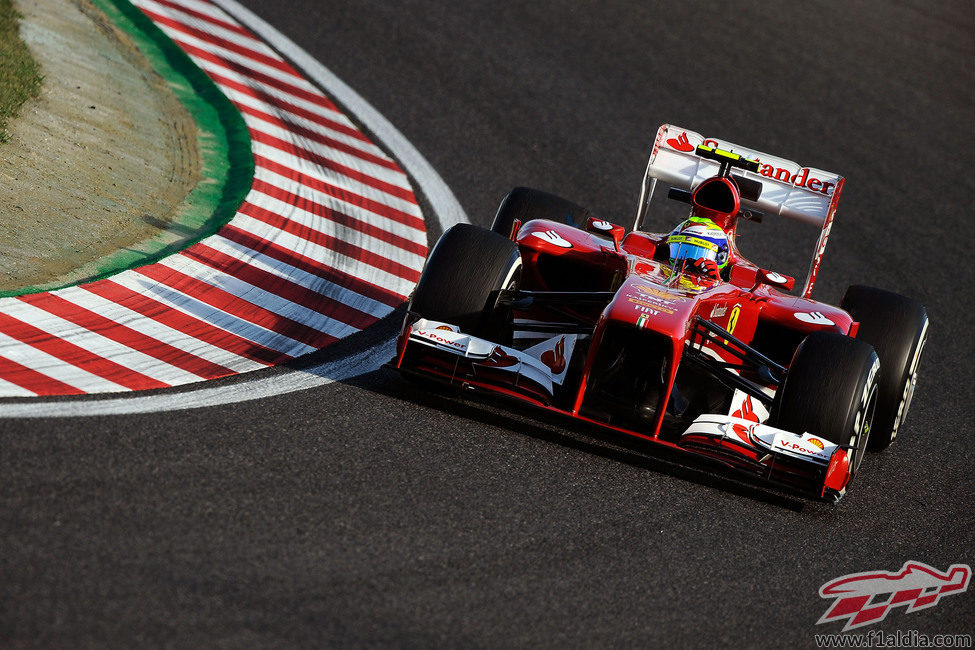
[393,124,928,502]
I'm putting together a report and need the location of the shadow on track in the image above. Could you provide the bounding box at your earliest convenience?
[323,310,808,512]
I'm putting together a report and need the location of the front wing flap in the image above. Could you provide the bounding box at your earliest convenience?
[399,318,578,403]
[680,414,853,501]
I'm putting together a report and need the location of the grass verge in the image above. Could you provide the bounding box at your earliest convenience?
[0,0,43,143]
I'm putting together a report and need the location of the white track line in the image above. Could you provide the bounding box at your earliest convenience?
[0,0,467,417]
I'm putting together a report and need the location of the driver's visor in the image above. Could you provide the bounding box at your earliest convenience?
[668,235,718,262]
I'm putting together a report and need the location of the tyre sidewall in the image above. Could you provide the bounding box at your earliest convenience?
[841,285,929,450]
[773,332,880,476]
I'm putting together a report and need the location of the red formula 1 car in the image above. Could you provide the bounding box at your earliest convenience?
[394,124,928,502]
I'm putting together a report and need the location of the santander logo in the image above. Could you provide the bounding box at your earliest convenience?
[730,422,755,444]
[732,395,760,423]
[532,230,572,248]
[667,131,695,152]
[794,311,835,326]
[540,336,566,375]
[818,561,971,631]
[699,137,836,196]
[660,127,840,196]
[478,346,519,368]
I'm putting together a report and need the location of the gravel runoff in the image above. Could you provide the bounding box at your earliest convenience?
[0,0,200,293]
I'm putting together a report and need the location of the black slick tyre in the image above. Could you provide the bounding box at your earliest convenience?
[840,285,928,451]
[491,187,597,238]
[409,224,521,337]
[771,331,880,477]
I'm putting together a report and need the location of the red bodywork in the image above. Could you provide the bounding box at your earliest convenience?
[396,217,857,500]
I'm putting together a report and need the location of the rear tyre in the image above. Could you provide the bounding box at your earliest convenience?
[840,285,928,451]
[771,331,880,477]
[491,187,597,238]
[409,224,521,337]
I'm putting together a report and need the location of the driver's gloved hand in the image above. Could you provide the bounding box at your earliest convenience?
[689,257,720,280]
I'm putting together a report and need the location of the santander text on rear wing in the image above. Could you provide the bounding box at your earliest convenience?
[635,124,846,297]
[639,124,844,226]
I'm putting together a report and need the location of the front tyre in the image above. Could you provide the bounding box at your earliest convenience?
[409,224,521,338]
[771,331,880,478]
[841,285,928,451]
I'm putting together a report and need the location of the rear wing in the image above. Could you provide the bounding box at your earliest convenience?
[635,124,845,297]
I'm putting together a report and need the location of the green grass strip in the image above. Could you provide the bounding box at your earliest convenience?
[1,0,253,297]
[0,0,43,143]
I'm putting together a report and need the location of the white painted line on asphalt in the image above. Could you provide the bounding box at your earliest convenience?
[0,1,467,417]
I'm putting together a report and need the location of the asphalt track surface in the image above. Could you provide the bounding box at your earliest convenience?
[2,1,974,647]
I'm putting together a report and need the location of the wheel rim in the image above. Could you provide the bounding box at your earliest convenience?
[852,381,879,473]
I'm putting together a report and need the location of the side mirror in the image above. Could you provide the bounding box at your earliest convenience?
[758,269,795,291]
[586,217,625,252]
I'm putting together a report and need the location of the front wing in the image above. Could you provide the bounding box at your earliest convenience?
[394,318,854,502]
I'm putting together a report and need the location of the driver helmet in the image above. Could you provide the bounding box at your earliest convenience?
[666,217,730,270]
